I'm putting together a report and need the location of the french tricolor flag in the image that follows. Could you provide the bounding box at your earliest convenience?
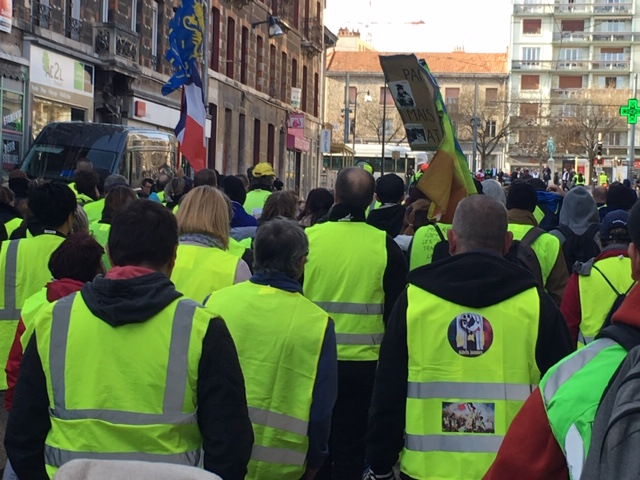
[175,62,207,172]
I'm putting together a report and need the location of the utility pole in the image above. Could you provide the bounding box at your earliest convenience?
[629,73,638,180]
[381,85,387,176]
[471,79,478,174]
[344,72,350,145]
[352,95,357,153]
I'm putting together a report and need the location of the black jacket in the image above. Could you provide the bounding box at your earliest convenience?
[365,252,574,476]
[0,202,21,225]
[366,204,406,238]
[5,271,254,480]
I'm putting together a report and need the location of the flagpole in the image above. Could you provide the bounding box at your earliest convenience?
[202,0,210,168]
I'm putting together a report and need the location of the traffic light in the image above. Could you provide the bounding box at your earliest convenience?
[597,141,603,158]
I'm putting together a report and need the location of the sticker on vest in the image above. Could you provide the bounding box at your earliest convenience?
[447,313,493,357]
[442,402,495,434]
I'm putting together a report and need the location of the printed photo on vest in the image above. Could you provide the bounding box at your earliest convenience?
[442,402,495,434]
[448,313,494,356]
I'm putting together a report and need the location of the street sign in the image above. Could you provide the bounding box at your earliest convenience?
[620,98,640,124]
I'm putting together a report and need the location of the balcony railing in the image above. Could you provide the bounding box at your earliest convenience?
[513,4,554,15]
[592,32,633,42]
[591,60,631,71]
[31,1,51,28]
[515,2,633,15]
[552,31,591,42]
[551,88,585,99]
[66,16,83,41]
[94,23,139,64]
[593,3,633,14]
[512,59,631,71]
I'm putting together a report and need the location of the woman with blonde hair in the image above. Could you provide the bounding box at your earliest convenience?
[171,185,251,303]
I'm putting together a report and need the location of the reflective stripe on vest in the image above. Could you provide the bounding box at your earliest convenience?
[540,338,626,480]
[409,223,452,270]
[304,222,387,361]
[49,295,197,425]
[207,282,327,479]
[40,293,205,474]
[578,256,633,345]
[401,284,541,480]
[0,240,20,320]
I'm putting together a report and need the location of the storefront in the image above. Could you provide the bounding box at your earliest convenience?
[1,60,27,171]
[29,46,94,137]
[285,112,311,193]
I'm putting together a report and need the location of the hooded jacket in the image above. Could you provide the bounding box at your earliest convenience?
[5,278,85,411]
[5,266,254,480]
[366,252,573,478]
[366,203,406,238]
[484,281,640,480]
[554,186,600,236]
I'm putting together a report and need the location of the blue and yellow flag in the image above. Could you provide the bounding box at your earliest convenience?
[416,59,477,223]
[162,0,205,96]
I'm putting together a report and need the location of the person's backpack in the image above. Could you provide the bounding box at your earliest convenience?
[582,323,640,480]
[504,227,545,287]
[431,224,451,262]
[591,264,636,334]
[556,224,601,273]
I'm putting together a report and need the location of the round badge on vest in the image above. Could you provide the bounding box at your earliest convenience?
[447,313,494,357]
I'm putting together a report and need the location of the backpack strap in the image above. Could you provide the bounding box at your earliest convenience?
[432,223,445,242]
[520,226,545,247]
[598,323,640,352]
[592,264,636,297]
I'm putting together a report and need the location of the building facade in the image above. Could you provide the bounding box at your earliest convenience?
[0,0,326,194]
[509,0,638,179]
[324,34,509,182]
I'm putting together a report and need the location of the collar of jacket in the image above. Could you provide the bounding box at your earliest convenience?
[508,208,538,227]
[327,203,366,222]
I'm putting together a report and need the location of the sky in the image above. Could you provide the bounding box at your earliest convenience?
[324,0,513,54]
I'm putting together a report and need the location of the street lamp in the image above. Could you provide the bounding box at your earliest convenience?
[351,90,373,154]
[251,15,284,38]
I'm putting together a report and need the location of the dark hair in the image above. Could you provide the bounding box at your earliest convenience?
[506,180,537,212]
[221,175,247,205]
[74,170,100,199]
[628,201,640,249]
[607,182,637,211]
[142,178,155,188]
[194,169,218,188]
[28,181,77,229]
[48,232,105,282]
[0,186,14,206]
[335,167,375,211]
[101,186,137,223]
[254,217,308,279]
[298,188,333,225]
[260,191,298,223]
[375,174,405,204]
[108,200,178,269]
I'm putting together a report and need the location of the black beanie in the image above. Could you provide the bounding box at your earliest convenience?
[506,180,537,212]
[607,183,637,211]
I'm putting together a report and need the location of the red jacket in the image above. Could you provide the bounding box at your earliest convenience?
[484,281,640,480]
[560,247,629,347]
[4,278,85,411]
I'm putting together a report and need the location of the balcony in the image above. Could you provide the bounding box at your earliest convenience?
[513,3,554,15]
[65,16,83,41]
[512,60,554,70]
[31,1,51,28]
[591,60,631,71]
[301,18,323,57]
[552,31,591,43]
[93,23,140,74]
[554,4,590,14]
[592,32,633,42]
[551,88,585,99]
[593,2,633,15]
[556,61,588,71]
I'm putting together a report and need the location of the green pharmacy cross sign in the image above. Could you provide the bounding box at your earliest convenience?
[620,98,640,124]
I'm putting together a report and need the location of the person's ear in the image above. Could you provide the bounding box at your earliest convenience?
[503,230,514,255]
[447,228,458,255]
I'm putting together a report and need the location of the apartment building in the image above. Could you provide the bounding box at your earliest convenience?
[0,0,326,194]
[509,0,637,177]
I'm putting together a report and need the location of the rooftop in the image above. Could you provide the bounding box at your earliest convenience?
[326,50,509,75]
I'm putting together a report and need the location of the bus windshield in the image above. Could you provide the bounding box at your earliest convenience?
[22,144,118,180]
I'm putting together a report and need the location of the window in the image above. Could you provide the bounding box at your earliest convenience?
[101,0,107,21]
[605,132,623,146]
[520,103,539,117]
[601,20,625,32]
[226,18,235,79]
[267,124,275,164]
[211,7,220,71]
[557,104,577,117]
[253,119,261,165]
[523,19,541,34]
[560,48,581,61]
[256,36,264,91]
[349,86,357,103]
[522,47,540,65]
[131,0,137,30]
[304,0,309,38]
[561,19,584,32]
[291,58,298,88]
[240,26,248,85]
[521,75,540,90]
[519,129,537,145]
[67,0,81,40]
[302,65,308,112]
[151,1,159,68]
[485,88,498,105]
[379,87,392,105]
[314,72,319,117]
[601,47,624,61]
[485,120,497,137]
[293,0,299,28]
[558,75,582,88]
[280,52,287,102]
[269,44,276,96]
[444,87,460,106]
[605,76,618,88]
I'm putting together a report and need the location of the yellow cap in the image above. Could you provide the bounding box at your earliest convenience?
[252,162,275,177]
